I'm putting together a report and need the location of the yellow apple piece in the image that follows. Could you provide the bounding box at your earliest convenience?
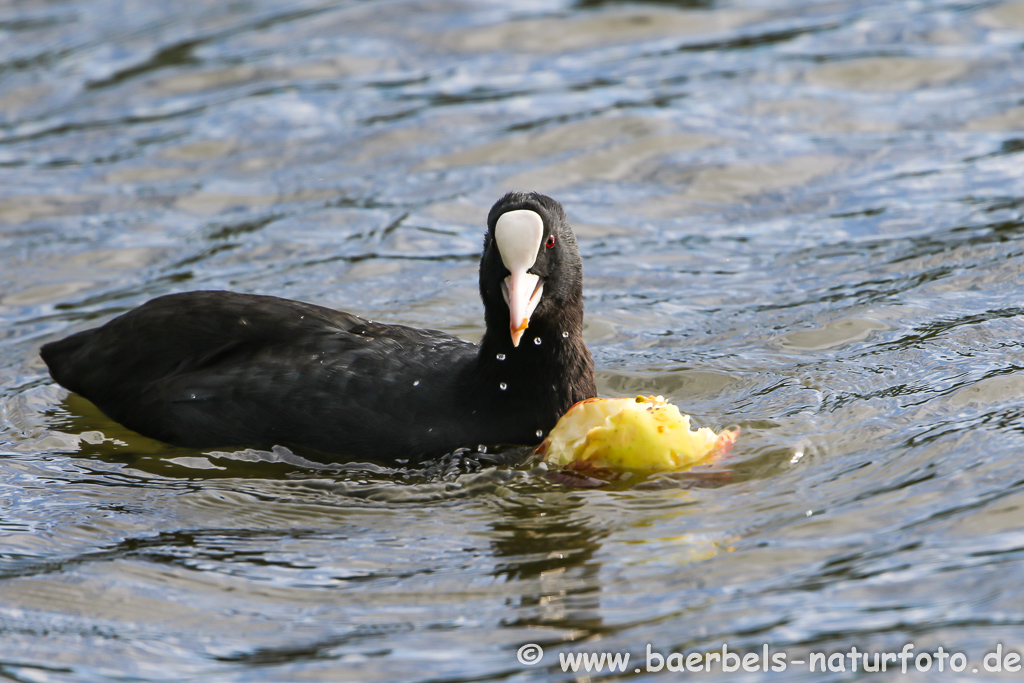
[536,395,738,474]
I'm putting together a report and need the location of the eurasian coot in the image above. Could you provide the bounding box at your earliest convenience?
[41,191,596,463]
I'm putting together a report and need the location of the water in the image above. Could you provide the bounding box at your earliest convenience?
[2,0,1023,680]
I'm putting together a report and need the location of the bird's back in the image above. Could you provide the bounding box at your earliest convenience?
[41,291,479,461]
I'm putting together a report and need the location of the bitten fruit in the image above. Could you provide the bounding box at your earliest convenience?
[536,395,738,474]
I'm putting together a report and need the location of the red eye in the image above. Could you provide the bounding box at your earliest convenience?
[545,235,556,249]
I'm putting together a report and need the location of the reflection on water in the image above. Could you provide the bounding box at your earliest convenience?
[490,500,607,636]
[2,0,1024,680]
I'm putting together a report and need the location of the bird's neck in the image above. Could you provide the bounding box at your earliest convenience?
[475,310,593,409]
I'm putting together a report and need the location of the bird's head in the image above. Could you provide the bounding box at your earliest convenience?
[480,192,583,348]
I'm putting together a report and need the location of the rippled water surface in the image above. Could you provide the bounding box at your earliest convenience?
[2,0,1024,680]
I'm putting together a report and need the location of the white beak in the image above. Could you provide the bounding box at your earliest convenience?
[494,209,545,347]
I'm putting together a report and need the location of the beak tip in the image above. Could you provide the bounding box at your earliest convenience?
[510,318,529,347]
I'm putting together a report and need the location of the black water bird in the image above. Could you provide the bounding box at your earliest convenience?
[41,192,596,463]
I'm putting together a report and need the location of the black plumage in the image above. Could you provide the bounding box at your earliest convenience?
[40,192,596,463]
